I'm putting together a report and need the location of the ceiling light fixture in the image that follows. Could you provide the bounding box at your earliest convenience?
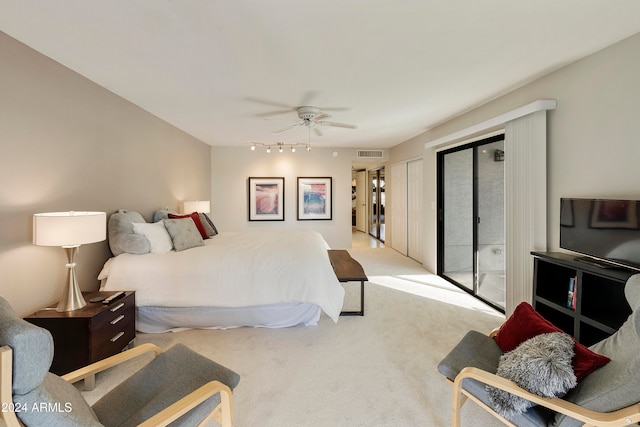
[251,126,314,154]
[250,141,310,153]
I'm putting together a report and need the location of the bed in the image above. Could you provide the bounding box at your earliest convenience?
[98,210,345,332]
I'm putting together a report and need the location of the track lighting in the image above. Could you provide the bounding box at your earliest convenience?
[250,142,310,153]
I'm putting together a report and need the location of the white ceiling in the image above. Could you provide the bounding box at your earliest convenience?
[2,1,640,149]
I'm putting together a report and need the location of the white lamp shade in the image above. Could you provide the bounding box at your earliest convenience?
[33,211,106,247]
[182,200,211,214]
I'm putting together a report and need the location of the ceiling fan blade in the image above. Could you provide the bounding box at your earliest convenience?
[255,109,295,118]
[313,127,324,137]
[319,107,349,112]
[272,121,303,134]
[314,113,331,121]
[246,97,295,109]
[318,121,358,129]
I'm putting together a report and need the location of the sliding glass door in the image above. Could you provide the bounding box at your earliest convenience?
[437,135,505,311]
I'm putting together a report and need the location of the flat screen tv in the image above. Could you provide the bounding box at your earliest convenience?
[560,198,640,271]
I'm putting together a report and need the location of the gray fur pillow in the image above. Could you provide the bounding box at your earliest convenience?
[108,210,150,256]
[487,332,577,420]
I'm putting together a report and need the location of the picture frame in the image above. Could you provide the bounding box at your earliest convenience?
[248,177,285,221]
[297,177,332,220]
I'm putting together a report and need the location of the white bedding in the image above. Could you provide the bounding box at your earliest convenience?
[98,230,345,323]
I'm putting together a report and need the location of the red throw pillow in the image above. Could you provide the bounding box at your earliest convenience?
[168,212,209,240]
[493,302,610,382]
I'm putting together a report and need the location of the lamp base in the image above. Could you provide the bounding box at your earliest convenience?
[56,246,87,312]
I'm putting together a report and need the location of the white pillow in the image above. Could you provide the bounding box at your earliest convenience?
[132,222,173,254]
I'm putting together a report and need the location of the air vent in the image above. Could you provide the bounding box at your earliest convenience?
[357,149,384,159]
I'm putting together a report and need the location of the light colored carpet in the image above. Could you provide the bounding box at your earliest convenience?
[81,246,506,426]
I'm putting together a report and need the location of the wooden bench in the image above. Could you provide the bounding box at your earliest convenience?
[327,249,368,316]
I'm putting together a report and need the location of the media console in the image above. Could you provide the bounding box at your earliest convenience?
[532,252,634,346]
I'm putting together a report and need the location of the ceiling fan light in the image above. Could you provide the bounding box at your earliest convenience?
[291,146,296,153]
[266,146,271,153]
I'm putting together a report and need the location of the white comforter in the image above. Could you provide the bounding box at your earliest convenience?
[98,230,345,322]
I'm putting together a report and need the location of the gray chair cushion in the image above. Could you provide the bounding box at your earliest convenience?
[16,373,102,427]
[92,343,240,427]
[552,274,640,427]
[0,298,52,395]
[437,330,503,381]
[0,297,102,426]
[437,330,551,427]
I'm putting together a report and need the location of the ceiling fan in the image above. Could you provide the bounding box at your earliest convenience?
[272,106,357,136]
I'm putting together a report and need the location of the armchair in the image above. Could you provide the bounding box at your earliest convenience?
[437,274,640,427]
[0,297,240,427]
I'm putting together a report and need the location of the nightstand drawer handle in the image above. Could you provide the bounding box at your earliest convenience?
[110,332,125,343]
[110,315,125,325]
[110,302,125,312]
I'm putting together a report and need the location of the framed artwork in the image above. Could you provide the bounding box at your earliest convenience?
[297,177,332,220]
[590,200,638,229]
[248,177,285,221]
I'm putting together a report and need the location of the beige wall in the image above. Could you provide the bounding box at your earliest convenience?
[0,33,211,316]
[390,32,640,273]
[211,146,353,249]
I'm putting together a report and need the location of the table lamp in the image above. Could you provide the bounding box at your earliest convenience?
[33,211,106,312]
[182,200,211,214]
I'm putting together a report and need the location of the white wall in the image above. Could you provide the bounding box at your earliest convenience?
[389,32,640,274]
[0,33,211,316]
[211,146,354,249]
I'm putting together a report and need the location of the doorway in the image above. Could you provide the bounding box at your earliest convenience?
[354,170,367,233]
[437,134,505,311]
[369,167,385,242]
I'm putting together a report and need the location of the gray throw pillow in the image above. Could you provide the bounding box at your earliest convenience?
[163,218,204,251]
[198,213,217,237]
[487,332,577,420]
[108,210,150,256]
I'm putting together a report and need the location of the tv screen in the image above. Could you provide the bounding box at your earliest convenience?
[560,198,640,271]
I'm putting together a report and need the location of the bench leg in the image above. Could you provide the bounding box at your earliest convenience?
[340,280,365,316]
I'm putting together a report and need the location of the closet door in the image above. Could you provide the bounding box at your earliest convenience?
[390,162,407,255]
[407,159,424,262]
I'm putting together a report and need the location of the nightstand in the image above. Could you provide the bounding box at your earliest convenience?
[24,291,136,384]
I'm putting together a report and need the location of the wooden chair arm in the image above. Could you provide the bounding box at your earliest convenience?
[1,347,24,427]
[454,367,640,427]
[136,380,233,427]
[61,343,163,384]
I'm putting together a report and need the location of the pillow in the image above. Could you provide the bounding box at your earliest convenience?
[169,212,209,239]
[107,210,150,256]
[132,222,173,254]
[487,332,577,420]
[198,213,217,237]
[493,302,610,382]
[152,208,172,223]
[201,213,219,236]
[162,218,204,251]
